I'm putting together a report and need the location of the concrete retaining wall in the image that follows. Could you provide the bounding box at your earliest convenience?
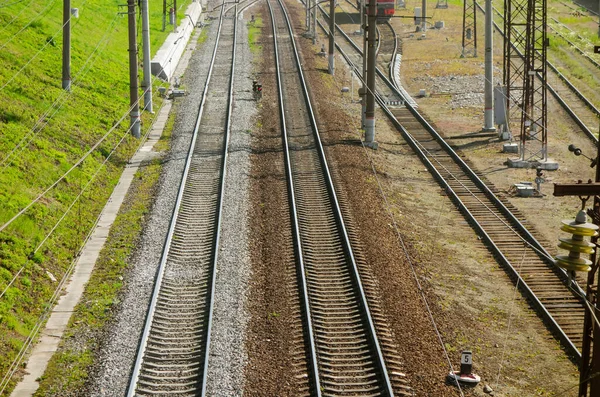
[151,1,203,81]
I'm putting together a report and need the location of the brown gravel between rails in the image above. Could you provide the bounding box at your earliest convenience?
[245,3,300,395]
[246,1,580,396]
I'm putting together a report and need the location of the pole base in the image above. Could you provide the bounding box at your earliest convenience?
[363,140,379,150]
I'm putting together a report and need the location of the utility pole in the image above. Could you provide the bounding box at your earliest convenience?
[361,3,367,129]
[483,0,494,131]
[328,0,335,75]
[421,0,426,31]
[365,0,377,147]
[313,0,317,44]
[306,0,310,29]
[62,0,71,91]
[128,0,141,138]
[141,0,153,113]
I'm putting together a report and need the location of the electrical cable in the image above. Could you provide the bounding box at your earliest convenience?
[0,0,26,8]
[355,128,465,397]
[0,0,34,33]
[0,14,121,169]
[0,0,57,52]
[0,118,137,395]
[0,99,138,235]
[493,246,527,389]
[0,15,199,298]
[0,0,91,92]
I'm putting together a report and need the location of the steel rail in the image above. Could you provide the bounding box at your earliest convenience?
[278,0,395,393]
[318,6,585,360]
[331,5,587,297]
[266,0,321,393]
[126,0,236,394]
[384,20,398,84]
[548,22,600,70]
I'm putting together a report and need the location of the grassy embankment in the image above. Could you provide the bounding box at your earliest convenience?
[0,0,191,393]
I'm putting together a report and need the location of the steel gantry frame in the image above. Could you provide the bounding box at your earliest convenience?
[504,0,548,162]
[461,0,477,57]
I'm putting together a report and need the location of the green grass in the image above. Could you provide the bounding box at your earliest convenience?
[248,17,263,53]
[0,0,189,392]
[34,156,163,395]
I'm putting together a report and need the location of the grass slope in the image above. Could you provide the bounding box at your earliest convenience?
[0,0,189,393]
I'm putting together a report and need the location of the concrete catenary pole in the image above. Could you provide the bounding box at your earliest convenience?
[128,0,141,138]
[329,0,335,74]
[141,0,153,113]
[483,0,495,131]
[360,0,364,34]
[365,0,377,145]
[62,0,71,91]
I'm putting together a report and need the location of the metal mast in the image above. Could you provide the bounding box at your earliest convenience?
[461,0,477,57]
[519,0,547,162]
[503,0,527,141]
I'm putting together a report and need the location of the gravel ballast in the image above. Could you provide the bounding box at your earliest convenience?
[204,7,255,396]
[87,9,228,395]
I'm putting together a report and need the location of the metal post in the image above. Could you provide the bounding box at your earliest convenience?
[483,0,495,131]
[62,0,71,91]
[313,0,317,44]
[163,0,167,31]
[421,0,426,31]
[141,0,153,113]
[172,0,177,32]
[306,0,310,28]
[128,0,141,138]
[361,5,367,129]
[365,0,377,147]
[329,0,335,74]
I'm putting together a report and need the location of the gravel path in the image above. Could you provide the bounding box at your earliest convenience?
[86,9,224,395]
[204,7,255,396]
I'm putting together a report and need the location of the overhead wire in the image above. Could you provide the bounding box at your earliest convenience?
[0,8,198,390]
[0,0,35,32]
[321,10,597,391]
[0,0,57,51]
[0,99,138,235]
[0,13,121,169]
[328,34,466,394]
[0,113,143,394]
[0,0,90,92]
[0,10,198,299]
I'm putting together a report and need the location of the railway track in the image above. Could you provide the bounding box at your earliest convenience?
[318,5,587,360]
[125,1,237,395]
[269,0,412,394]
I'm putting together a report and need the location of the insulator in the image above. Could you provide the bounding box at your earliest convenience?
[554,210,598,273]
